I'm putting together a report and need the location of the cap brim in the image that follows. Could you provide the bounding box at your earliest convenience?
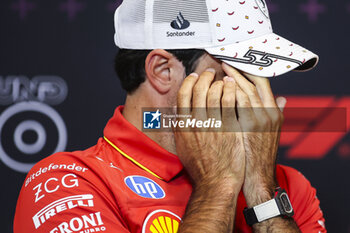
[205,33,319,78]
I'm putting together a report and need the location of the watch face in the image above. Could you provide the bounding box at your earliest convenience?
[280,193,293,214]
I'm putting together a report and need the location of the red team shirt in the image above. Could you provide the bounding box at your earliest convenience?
[14,106,326,233]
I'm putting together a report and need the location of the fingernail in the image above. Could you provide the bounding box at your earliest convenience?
[224,76,235,83]
[206,68,216,73]
[189,73,199,78]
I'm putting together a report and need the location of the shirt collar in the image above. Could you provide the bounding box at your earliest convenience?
[103,106,183,182]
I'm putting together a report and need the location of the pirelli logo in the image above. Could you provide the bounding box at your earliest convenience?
[32,194,94,229]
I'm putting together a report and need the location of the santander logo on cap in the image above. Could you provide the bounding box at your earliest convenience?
[171,12,191,30]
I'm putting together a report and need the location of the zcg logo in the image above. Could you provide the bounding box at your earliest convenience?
[125,176,165,199]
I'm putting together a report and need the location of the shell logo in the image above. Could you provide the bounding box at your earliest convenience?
[142,209,182,233]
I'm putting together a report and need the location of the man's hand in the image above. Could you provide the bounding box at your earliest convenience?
[222,63,300,233]
[174,68,245,233]
[174,68,245,187]
[223,63,285,205]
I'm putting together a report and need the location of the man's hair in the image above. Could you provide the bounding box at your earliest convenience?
[114,49,206,93]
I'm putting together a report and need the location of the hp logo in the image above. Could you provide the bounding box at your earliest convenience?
[124,176,165,199]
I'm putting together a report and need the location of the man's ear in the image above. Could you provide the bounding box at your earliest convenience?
[145,49,174,94]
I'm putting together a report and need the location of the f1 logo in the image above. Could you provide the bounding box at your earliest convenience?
[124,176,165,199]
[280,96,350,159]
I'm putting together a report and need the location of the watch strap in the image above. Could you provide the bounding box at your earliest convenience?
[243,207,259,226]
[253,199,280,222]
[243,188,294,226]
[243,199,280,226]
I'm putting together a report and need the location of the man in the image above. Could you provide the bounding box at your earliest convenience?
[14,0,326,232]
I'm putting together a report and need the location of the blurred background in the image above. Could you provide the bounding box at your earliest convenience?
[1,0,349,232]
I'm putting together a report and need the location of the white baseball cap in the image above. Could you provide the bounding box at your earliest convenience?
[114,0,319,77]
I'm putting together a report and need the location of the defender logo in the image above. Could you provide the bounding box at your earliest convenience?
[171,12,190,30]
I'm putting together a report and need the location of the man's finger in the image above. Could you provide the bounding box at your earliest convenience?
[235,85,257,132]
[192,68,216,121]
[276,96,287,112]
[177,73,199,116]
[243,73,285,130]
[192,68,216,108]
[221,76,238,131]
[222,63,263,108]
[207,81,224,121]
[243,73,277,108]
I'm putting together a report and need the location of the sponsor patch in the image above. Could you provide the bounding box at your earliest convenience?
[33,194,94,229]
[49,212,105,233]
[33,173,79,203]
[166,12,195,38]
[170,12,190,30]
[25,163,88,187]
[124,176,165,199]
[142,209,182,233]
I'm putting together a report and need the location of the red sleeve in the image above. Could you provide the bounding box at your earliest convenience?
[13,153,130,233]
[277,165,326,233]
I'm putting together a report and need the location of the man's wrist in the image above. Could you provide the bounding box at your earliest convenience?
[243,177,277,207]
[197,177,242,191]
